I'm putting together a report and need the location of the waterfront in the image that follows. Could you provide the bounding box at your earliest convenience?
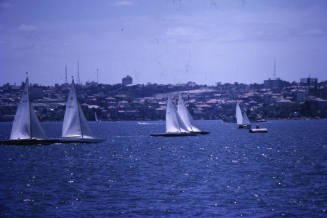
[0,120,327,217]
[1,79,327,123]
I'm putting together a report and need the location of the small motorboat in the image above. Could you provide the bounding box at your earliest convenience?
[249,125,268,133]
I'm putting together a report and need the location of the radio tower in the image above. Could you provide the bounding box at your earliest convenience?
[273,58,277,79]
[77,61,80,84]
[65,65,68,83]
[96,68,99,84]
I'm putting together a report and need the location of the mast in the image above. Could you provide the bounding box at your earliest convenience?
[10,72,46,140]
[62,76,94,139]
[73,77,83,138]
[236,102,243,125]
[65,65,68,83]
[77,61,80,85]
[27,72,32,139]
[176,98,182,133]
[273,58,277,79]
[177,93,200,132]
[96,68,99,84]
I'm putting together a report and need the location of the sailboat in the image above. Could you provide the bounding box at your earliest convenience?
[0,74,57,145]
[177,94,209,135]
[235,102,250,129]
[94,111,100,132]
[95,112,100,126]
[60,78,104,143]
[151,96,196,137]
[242,111,251,126]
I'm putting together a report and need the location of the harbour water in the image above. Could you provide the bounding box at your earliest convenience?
[0,120,327,217]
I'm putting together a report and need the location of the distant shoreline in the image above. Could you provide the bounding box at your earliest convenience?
[1,79,327,122]
[0,117,326,123]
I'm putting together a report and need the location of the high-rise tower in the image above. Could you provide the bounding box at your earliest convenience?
[273,58,277,79]
[96,68,99,84]
[65,65,68,83]
[77,61,80,84]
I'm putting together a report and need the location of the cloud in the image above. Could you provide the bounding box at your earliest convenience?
[113,0,135,6]
[18,24,38,32]
[162,5,327,44]
[0,2,13,9]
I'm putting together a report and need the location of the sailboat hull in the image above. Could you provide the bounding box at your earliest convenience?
[238,124,251,129]
[151,132,197,137]
[194,131,210,135]
[0,137,105,145]
[58,138,105,144]
[0,139,59,146]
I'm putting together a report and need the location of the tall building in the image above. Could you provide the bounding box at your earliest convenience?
[300,77,318,85]
[296,89,309,102]
[122,75,133,86]
[263,78,284,90]
[65,65,68,83]
[263,58,285,90]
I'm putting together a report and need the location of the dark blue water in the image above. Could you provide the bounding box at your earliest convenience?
[0,120,327,217]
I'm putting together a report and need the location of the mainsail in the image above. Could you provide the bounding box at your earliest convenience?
[242,111,251,125]
[235,102,243,125]
[166,96,188,133]
[62,79,94,139]
[95,112,100,128]
[177,94,201,132]
[10,76,46,139]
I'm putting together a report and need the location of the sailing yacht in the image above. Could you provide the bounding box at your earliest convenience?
[151,96,196,137]
[235,102,250,129]
[0,74,57,145]
[60,78,104,143]
[177,94,209,135]
[242,111,251,126]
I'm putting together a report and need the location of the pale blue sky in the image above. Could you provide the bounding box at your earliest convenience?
[0,0,327,85]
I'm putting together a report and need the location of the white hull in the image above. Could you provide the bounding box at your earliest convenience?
[249,128,268,133]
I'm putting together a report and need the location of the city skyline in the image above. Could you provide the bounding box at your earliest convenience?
[0,72,323,86]
[1,0,327,85]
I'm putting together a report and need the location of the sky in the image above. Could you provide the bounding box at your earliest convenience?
[0,0,327,85]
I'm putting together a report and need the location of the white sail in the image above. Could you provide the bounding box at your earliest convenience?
[236,102,243,125]
[166,96,188,133]
[30,107,46,139]
[242,111,250,125]
[62,79,94,139]
[177,94,201,132]
[10,76,46,139]
[176,110,189,133]
[95,112,99,123]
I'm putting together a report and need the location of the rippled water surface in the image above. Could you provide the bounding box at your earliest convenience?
[0,120,327,217]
